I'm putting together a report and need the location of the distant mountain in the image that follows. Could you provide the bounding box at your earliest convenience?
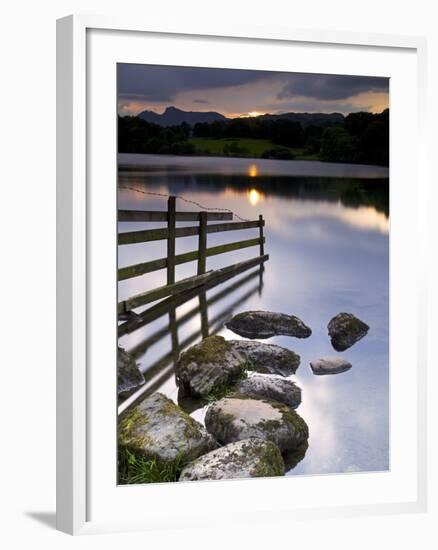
[259,112,345,128]
[137,106,227,126]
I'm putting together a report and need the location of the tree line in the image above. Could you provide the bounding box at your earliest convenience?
[118,109,389,166]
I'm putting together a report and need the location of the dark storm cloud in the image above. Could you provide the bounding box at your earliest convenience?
[117,64,269,102]
[277,74,389,101]
[118,64,389,115]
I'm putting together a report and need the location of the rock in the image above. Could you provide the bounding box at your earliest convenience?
[236,374,301,409]
[205,396,309,453]
[283,441,309,470]
[179,438,285,481]
[175,335,246,398]
[327,312,369,351]
[310,357,352,375]
[117,347,145,395]
[225,310,311,339]
[229,340,300,376]
[118,392,217,463]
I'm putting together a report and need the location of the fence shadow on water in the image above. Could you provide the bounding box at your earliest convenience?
[118,264,264,414]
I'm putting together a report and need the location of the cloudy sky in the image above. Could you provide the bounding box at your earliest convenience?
[118,64,389,118]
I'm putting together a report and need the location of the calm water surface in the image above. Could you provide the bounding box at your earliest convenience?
[118,155,389,476]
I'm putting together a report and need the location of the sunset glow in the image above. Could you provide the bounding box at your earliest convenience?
[240,111,265,118]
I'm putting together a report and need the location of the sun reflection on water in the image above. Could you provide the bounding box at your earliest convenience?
[247,188,264,206]
[247,163,259,177]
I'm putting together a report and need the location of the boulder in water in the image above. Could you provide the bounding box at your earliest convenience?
[236,374,302,409]
[310,357,352,375]
[225,310,311,339]
[229,340,300,376]
[328,312,369,351]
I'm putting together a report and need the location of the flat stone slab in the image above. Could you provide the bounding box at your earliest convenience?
[229,340,300,376]
[179,438,285,481]
[310,358,352,375]
[328,312,369,351]
[118,392,217,463]
[225,310,311,339]
[205,396,309,453]
[117,347,145,395]
[175,335,246,398]
[236,374,302,409]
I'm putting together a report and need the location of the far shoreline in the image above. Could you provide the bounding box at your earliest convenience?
[118,153,389,180]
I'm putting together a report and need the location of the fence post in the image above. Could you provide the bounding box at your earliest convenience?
[259,214,265,257]
[259,214,265,295]
[167,196,176,285]
[197,211,208,276]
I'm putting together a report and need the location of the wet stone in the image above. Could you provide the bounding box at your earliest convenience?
[310,357,352,375]
[328,312,369,351]
[205,396,309,453]
[229,340,301,376]
[236,374,302,409]
[225,310,311,339]
[117,347,145,395]
[179,438,285,481]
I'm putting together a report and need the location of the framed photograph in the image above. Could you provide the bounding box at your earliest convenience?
[57,15,427,535]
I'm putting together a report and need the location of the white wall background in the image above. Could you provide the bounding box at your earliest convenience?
[0,0,436,547]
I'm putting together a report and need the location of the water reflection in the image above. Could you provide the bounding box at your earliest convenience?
[247,188,264,206]
[247,164,259,178]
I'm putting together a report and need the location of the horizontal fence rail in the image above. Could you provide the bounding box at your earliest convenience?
[118,219,264,245]
[118,196,268,333]
[118,209,233,222]
[118,237,264,281]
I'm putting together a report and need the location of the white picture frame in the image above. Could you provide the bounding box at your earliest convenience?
[56,14,428,535]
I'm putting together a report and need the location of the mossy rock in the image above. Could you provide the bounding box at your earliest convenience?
[119,392,217,463]
[175,335,247,398]
[179,438,285,481]
[205,396,309,453]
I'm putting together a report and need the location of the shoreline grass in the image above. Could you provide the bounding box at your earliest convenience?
[188,137,318,161]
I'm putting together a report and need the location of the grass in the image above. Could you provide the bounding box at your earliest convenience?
[188,137,319,160]
[118,446,188,484]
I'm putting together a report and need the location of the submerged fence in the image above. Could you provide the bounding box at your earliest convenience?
[117,196,269,337]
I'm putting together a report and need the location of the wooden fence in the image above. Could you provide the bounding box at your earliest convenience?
[118,196,269,338]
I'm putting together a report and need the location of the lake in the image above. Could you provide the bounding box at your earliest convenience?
[118,154,389,477]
